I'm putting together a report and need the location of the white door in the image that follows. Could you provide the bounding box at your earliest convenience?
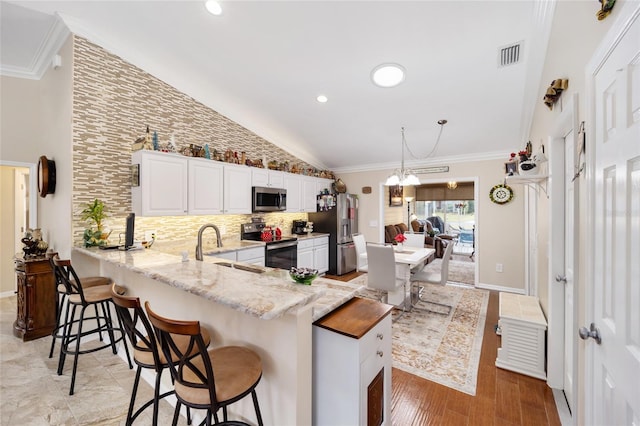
[563,129,577,413]
[588,6,640,424]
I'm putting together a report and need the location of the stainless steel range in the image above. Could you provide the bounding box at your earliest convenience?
[241,222,298,270]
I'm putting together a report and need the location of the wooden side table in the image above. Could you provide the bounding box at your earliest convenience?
[13,255,57,341]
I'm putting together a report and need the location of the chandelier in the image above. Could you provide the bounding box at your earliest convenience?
[385,127,420,186]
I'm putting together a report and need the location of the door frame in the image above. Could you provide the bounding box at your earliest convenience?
[547,94,579,401]
[0,160,38,230]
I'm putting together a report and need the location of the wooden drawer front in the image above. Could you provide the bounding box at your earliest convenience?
[297,239,314,250]
[360,315,391,363]
[237,246,265,261]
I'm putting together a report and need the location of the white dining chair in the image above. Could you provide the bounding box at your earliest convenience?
[353,234,368,272]
[365,243,406,312]
[410,241,454,315]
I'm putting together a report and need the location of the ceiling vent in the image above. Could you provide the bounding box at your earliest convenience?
[498,42,522,67]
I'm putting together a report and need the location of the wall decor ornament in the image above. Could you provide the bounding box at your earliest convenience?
[597,0,616,20]
[37,155,56,197]
[543,79,569,110]
[389,185,403,206]
[489,184,514,205]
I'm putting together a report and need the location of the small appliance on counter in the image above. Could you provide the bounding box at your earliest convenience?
[292,220,307,235]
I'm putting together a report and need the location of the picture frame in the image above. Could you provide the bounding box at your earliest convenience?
[389,185,403,206]
[504,161,518,176]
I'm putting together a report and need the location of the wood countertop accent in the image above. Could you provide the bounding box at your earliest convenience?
[313,297,393,339]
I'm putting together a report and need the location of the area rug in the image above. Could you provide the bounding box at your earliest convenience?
[446,259,475,285]
[351,275,489,395]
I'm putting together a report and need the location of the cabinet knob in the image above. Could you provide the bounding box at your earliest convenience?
[377,333,384,340]
[376,350,384,358]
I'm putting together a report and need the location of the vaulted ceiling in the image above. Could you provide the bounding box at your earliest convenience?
[1,1,556,172]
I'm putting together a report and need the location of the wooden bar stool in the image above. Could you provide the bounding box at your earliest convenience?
[52,256,132,395]
[46,252,112,360]
[145,302,264,426]
[110,284,212,425]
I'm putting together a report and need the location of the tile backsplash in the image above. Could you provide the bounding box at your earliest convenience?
[71,36,317,245]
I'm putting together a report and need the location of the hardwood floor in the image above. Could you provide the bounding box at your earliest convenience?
[325,272,562,426]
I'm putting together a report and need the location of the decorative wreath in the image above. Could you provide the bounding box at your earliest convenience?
[489,184,514,205]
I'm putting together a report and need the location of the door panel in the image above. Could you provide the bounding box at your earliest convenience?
[590,8,640,424]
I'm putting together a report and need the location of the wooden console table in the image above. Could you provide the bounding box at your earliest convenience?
[13,255,56,341]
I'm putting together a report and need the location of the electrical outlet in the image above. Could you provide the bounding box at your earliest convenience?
[145,230,157,241]
[496,263,503,273]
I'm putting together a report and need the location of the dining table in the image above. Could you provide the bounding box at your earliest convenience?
[387,246,436,309]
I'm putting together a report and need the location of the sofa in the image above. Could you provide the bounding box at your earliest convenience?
[385,222,449,258]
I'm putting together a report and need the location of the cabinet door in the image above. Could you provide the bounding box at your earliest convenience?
[314,240,329,274]
[251,168,269,187]
[133,151,188,216]
[188,158,224,215]
[316,177,334,195]
[302,177,318,212]
[268,170,285,188]
[298,248,314,269]
[284,175,303,212]
[223,164,252,214]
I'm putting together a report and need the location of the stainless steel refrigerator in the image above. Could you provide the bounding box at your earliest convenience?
[308,193,358,275]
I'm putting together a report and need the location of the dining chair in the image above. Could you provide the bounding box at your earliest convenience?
[352,233,368,272]
[145,302,264,426]
[410,241,454,315]
[365,243,405,311]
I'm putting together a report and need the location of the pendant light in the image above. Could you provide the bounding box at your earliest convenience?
[385,127,420,186]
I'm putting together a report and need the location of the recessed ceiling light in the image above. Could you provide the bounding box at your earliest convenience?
[205,0,222,16]
[316,95,328,103]
[371,63,406,88]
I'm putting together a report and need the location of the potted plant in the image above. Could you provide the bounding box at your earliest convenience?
[81,198,111,247]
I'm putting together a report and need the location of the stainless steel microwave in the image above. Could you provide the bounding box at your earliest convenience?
[252,186,287,212]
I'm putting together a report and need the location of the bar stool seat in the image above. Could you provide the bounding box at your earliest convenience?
[52,256,132,395]
[146,302,264,426]
[47,252,113,360]
[111,285,212,425]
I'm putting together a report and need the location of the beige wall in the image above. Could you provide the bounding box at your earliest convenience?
[340,157,527,291]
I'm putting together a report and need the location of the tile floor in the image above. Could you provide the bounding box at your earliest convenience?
[0,297,182,425]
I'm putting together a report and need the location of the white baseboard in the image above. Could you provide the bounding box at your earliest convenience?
[475,282,526,294]
[0,291,16,299]
[552,388,572,425]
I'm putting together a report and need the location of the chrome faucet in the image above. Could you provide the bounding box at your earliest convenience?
[195,224,222,261]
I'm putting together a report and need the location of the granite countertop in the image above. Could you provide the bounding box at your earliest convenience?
[74,246,363,321]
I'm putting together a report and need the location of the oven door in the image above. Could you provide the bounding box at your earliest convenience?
[265,241,298,270]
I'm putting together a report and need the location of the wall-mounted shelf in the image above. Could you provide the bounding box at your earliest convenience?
[506,174,549,197]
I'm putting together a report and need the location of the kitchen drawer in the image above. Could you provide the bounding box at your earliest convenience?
[297,239,314,250]
[237,246,265,262]
[313,236,329,247]
[359,315,391,363]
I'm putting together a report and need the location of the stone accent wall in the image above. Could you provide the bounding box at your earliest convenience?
[71,36,314,244]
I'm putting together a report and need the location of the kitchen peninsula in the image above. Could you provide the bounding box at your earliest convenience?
[72,246,364,425]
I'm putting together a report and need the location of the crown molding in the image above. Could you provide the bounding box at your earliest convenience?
[331,150,506,174]
[0,15,70,80]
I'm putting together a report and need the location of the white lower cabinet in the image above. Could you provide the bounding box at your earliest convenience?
[297,236,328,274]
[214,251,237,261]
[236,246,265,266]
[313,298,393,426]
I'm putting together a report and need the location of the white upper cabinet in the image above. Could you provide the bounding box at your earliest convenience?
[302,177,317,212]
[133,151,330,217]
[132,151,188,216]
[251,168,285,188]
[188,157,224,215]
[223,163,252,214]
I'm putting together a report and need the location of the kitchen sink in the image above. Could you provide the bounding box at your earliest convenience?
[214,261,266,274]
